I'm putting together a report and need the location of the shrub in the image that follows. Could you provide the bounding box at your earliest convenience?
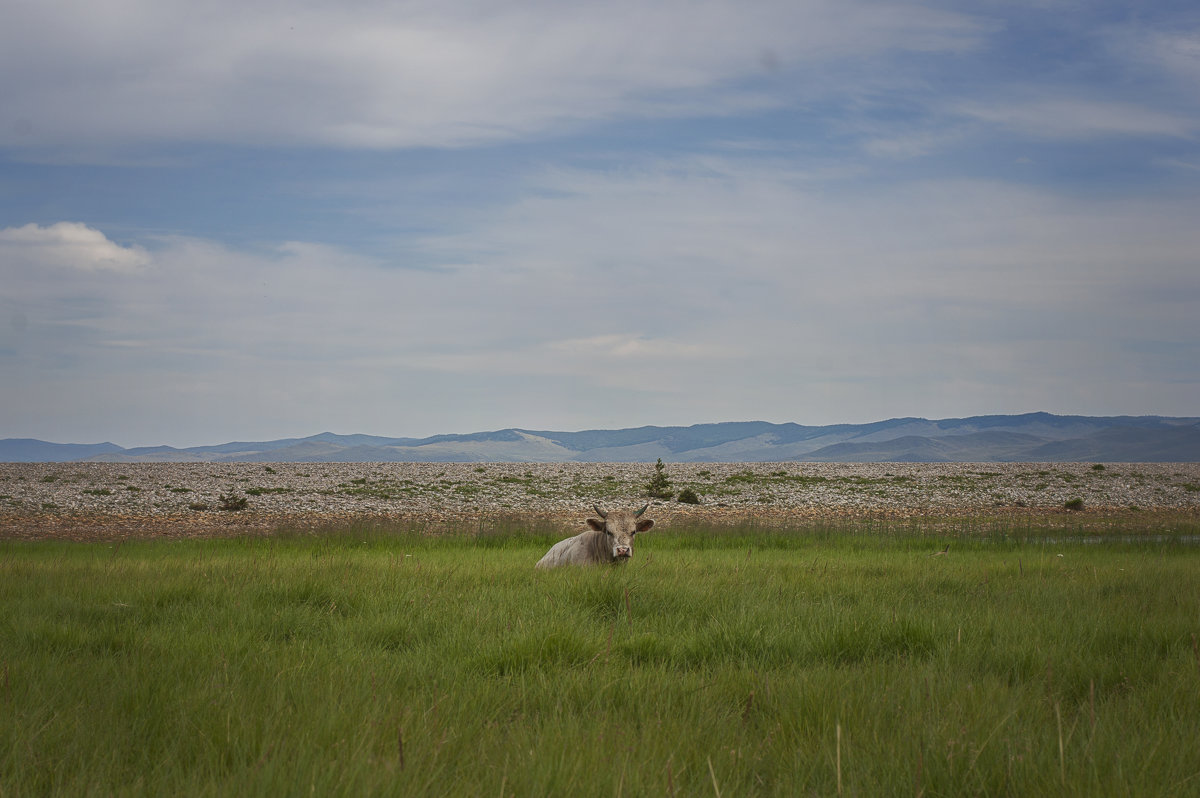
[677,488,701,505]
[1064,497,1084,511]
[218,489,248,512]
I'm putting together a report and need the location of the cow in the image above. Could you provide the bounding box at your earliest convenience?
[535,504,654,569]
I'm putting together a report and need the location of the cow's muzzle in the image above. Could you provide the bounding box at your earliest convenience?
[614,546,632,559]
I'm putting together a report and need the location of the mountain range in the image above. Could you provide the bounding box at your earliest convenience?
[4,413,1200,463]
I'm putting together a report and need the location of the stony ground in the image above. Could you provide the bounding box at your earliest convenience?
[2,461,1198,541]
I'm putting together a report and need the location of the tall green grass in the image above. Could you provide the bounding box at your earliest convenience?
[2,520,1199,796]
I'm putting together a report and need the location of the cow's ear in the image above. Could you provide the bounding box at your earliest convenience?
[587,518,606,532]
[635,519,654,533]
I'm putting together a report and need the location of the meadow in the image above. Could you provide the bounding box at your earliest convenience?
[2,516,1199,796]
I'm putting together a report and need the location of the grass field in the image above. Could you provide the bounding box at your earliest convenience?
[2,516,1199,796]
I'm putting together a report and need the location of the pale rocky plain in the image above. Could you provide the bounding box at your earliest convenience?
[2,461,1198,541]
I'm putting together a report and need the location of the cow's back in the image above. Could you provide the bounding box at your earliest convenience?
[535,535,578,569]
[535,530,612,569]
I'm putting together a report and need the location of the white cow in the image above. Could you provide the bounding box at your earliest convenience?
[535,504,654,569]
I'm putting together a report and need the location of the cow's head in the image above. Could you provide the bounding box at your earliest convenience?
[587,503,654,561]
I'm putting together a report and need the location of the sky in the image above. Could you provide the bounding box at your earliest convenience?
[2,0,1198,448]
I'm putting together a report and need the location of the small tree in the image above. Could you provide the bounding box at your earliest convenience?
[646,458,674,500]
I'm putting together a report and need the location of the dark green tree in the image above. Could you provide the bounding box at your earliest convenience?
[646,458,674,500]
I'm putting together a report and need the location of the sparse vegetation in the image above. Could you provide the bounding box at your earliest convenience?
[724,469,830,488]
[3,462,1199,533]
[244,486,292,496]
[1064,497,1085,511]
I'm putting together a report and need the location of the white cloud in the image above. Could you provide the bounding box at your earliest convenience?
[416,159,1200,411]
[4,158,1199,443]
[1155,157,1200,172]
[549,334,729,360]
[955,97,1197,140]
[0,0,989,157]
[861,128,962,159]
[1149,29,1200,81]
[1104,24,1200,85]
[0,222,150,272]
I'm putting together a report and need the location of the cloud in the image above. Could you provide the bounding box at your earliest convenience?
[6,3,1200,446]
[1104,23,1200,85]
[1147,28,1200,82]
[5,152,1199,445]
[0,222,150,272]
[951,19,1200,145]
[1155,157,1200,172]
[420,158,1200,410]
[860,128,963,159]
[954,97,1197,140]
[549,334,729,360]
[0,0,989,158]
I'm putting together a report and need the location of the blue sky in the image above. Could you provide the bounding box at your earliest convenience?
[2,0,1198,447]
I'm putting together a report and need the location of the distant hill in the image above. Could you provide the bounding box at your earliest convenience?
[0,439,127,461]
[4,413,1199,463]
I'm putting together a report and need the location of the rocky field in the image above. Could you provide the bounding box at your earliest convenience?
[2,461,1199,541]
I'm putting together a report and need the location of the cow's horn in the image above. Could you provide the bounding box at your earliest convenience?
[592,504,608,519]
[634,503,650,517]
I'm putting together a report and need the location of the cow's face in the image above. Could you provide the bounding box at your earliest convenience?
[587,506,654,561]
